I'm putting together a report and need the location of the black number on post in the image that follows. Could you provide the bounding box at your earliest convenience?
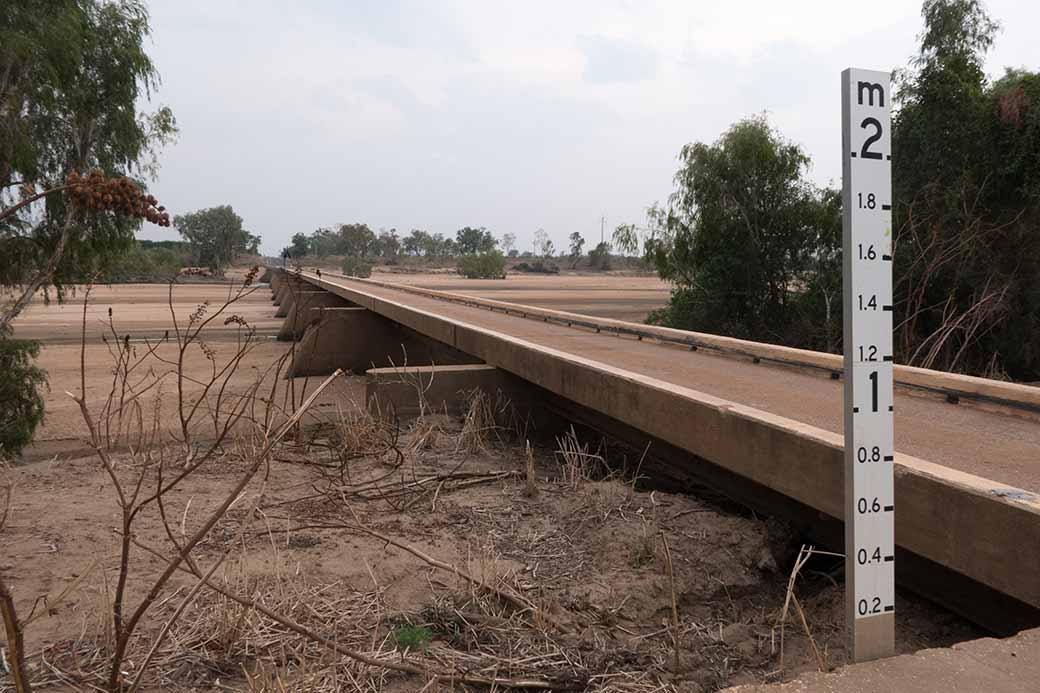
[856,446,881,463]
[860,117,883,160]
[869,370,879,412]
[858,244,877,260]
[858,497,882,513]
[857,597,883,616]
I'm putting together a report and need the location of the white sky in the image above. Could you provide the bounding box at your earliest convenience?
[138,0,1040,254]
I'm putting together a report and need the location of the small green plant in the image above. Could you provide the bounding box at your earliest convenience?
[393,623,433,653]
[457,250,506,279]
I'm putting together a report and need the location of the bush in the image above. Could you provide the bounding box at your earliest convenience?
[0,335,47,457]
[104,244,185,281]
[512,259,559,274]
[588,242,612,271]
[341,256,373,278]
[457,251,506,279]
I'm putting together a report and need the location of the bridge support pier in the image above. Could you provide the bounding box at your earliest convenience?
[278,291,355,341]
[271,271,285,302]
[275,279,315,317]
[287,307,481,378]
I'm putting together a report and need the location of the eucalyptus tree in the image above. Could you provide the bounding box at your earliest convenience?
[0,0,175,457]
[1,0,177,306]
[568,232,585,268]
[635,116,839,345]
[174,205,255,273]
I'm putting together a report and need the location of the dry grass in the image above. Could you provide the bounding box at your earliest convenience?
[456,388,500,454]
[554,426,607,489]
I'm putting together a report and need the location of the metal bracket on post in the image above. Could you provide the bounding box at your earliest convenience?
[842,67,895,663]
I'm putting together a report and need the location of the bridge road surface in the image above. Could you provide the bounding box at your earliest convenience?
[310,273,1040,495]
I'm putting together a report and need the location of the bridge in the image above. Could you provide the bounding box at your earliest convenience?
[263,267,1040,635]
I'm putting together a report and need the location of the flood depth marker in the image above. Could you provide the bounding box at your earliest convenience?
[842,67,895,662]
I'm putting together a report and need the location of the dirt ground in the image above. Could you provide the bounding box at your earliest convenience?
[10,281,289,458]
[2,411,979,692]
[1,277,982,692]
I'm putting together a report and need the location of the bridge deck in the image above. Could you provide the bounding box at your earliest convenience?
[318,273,1039,494]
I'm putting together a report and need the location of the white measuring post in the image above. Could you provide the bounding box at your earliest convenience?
[841,67,895,662]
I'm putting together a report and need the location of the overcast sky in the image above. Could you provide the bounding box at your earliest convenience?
[139,1,1040,255]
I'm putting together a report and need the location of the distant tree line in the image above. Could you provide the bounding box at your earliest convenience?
[616,0,1040,381]
[283,224,503,261]
[281,223,634,277]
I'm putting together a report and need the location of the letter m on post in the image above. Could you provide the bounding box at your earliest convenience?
[858,81,885,107]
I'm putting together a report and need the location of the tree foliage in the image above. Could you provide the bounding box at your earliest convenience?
[457,250,506,279]
[891,0,1040,378]
[455,226,497,255]
[1,0,175,455]
[568,232,585,268]
[1,0,177,294]
[0,334,46,457]
[641,117,841,345]
[588,241,612,271]
[174,205,256,273]
[285,232,309,258]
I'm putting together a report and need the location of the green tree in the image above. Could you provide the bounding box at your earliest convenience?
[568,232,585,268]
[890,0,1040,378]
[455,226,496,254]
[0,0,174,459]
[309,227,338,257]
[1,0,176,313]
[641,116,838,344]
[337,222,375,257]
[402,229,428,256]
[374,228,401,261]
[287,232,309,258]
[174,205,254,273]
[588,241,612,271]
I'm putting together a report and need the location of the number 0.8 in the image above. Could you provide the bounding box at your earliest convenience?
[857,446,881,463]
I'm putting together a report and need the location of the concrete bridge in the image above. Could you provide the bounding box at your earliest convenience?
[263,267,1040,635]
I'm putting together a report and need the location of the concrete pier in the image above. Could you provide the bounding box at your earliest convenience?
[287,306,482,378]
[277,291,354,341]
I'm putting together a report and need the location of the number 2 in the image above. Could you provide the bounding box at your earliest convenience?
[860,117,883,160]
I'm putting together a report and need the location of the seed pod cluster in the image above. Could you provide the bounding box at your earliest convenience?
[65,169,171,227]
